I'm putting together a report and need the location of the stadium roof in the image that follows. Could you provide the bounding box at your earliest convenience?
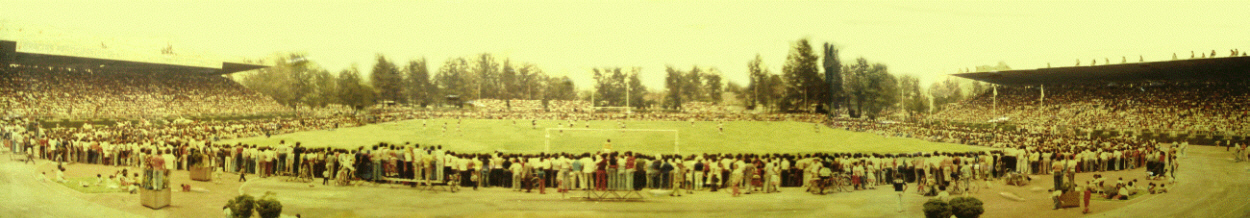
[952,56,1250,86]
[1,40,267,75]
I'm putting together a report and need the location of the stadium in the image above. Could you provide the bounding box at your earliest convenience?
[3,3,1250,218]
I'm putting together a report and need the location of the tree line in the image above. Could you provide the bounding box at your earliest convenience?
[238,39,993,120]
[237,53,578,112]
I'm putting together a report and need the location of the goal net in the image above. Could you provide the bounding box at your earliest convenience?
[545,128,679,154]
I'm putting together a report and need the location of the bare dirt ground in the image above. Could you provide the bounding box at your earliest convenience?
[3,145,1247,218]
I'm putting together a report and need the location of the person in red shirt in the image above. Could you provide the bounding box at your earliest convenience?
[624,152,636,191]
[595,154,607,191]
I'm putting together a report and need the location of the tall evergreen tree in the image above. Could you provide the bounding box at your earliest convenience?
[781,38,823,112]
[664,66,685,110]
[823,43,843,115]
[404,58,434,107]
[370,55,403,103]
[704,68,724,104]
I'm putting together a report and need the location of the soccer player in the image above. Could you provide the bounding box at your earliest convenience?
[718,122,724,134]
[602,139,612,154]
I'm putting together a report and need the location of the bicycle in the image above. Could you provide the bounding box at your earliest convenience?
[950,177,979,195]
[810,177,831,195]
[831,174,852,193]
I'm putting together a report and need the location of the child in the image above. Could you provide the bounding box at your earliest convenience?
[935,186,950,201]
[1050,189,1063,210]
[1083,181,1093,214]
[55,169,67,183]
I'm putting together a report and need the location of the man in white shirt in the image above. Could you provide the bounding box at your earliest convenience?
[580,155,594,190]
[162,149,176,171]
[432,146,446,181]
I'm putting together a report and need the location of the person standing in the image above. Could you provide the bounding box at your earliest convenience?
[434,146,445,182]
[580,154,594,190]
[569,155,583,190]
[1053,155,1065,191]
[893,172,908,213]
[693,157,706,191]
[595,154,607,191]
[624,152,636,191]
[729,157,743,196]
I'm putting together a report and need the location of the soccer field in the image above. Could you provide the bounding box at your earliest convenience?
[220,119,990,154]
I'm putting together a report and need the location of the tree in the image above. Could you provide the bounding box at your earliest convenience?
[626,68,649,109]
[899,74,929,121]
[781,38,824,112]
[305,69,337,108]
[472,53,501,99]
[404,58,435,107]
[545,76,577,101]
[969,80,987,99]
[516,63,544,100]
[664,66,685,110]
[434,57,471,101]
[237,53,315,112]
[337,65,377,110]
[704,68,724,104]
[843,58,898,119]
[591,67,627,106]
[745,55,771,110]
[930,78,964,112]
[725,81,744,100]
[974,61,1011,72]
[683,66,705,102]
[500,59,517,99]
[370,55,404,104]
[766,74,785,112]
[823,43,844,115]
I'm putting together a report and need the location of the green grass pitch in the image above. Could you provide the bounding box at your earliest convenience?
[220,119,988,155]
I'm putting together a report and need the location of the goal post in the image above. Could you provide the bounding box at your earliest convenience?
[545,128,679,154]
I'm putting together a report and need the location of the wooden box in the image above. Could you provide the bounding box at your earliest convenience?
[1059,191,1081,208]
[141,188,171,209]
[190,166,212,182]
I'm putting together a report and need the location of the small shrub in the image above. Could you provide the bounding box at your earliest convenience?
[256,191,283,218]
[949,197,985,218]
[923,199,952,218]
[226,194,254,218]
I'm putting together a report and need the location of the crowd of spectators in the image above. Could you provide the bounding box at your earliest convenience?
[2,63,1237,207]
[294,104,354,118]
[928,81,1250,134]
[469,99,581,113]
[548,100,591,113]
[0,66,288,120]
[681,101,730,114]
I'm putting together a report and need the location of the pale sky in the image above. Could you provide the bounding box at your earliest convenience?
[2,0,1248,91]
